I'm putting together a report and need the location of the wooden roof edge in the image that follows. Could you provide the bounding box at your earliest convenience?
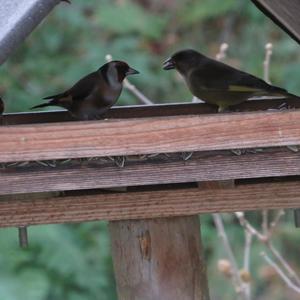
[251,0,300,44]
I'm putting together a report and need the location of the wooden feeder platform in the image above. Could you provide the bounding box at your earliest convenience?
[1,99,300,299]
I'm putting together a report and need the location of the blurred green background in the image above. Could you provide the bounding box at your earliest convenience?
[0,0,300,299]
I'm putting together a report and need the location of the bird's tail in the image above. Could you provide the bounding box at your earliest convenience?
[285,92,300,101]
[31,100,58,110]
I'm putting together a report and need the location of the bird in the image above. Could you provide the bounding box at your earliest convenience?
[0,97,4,115]
[31,61,139,120]
[163,49,299,112]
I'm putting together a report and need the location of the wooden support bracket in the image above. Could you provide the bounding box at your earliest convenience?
[109,216,210,300]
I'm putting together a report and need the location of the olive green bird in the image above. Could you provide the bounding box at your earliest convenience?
[163,49,299,112]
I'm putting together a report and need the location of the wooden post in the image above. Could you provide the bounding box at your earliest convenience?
[109,216,210,300]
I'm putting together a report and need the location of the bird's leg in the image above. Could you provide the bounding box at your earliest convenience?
[230,149,243,156]
[218,106,227,113]
[108,156,126,168]
[181,152,193,161]
[287,145,299,153]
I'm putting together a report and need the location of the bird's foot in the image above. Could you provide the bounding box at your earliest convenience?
[108,156,126,168]
[231,149,243,156]
[230,148,263,156]
[181,152,193,161]
[218,106,231,113]
[278,102,288,110]
[246,148,264,154]
[287,145,299,153]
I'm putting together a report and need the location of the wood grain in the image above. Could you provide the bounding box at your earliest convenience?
[1,148,300,195]
[1,181,300,228]
[252,0,300,43]
[0,110,300,163]
[109,216,210,300]
[2,99,300,125]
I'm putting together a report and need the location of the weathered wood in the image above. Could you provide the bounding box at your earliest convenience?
[2,99,300,125]
[1,181,300,228]
[252,0,300,44]
[0,110,300,163]
[109,216,210,300]
[1,148,300,195]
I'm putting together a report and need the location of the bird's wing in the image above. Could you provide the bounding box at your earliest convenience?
[66,71,100,101]
[44,71,99,102]
[190,59,287,94]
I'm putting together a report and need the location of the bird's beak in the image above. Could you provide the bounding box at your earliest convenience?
[163,58,175,70]
[126,67,140,76]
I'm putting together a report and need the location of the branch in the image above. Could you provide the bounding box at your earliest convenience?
[261,252,300,294]
[268,209,285,238]
[216,43,229,61]
[243,230,253,272]
[267,241,300,286]
[236,211,300,287]
[235,212,265,241]
[262,210,268,236]
[213,213,247,298]
[263,43,273,84]
[243,230,253,300]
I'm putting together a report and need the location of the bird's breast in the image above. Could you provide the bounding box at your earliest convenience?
[91,83,122,106]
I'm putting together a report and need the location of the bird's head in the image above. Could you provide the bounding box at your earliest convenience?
[163,49,204,75]
[102,61,139,83]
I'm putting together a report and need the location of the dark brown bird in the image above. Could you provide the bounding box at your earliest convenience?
[32,61,139,120]
[163,49,299,112]
[0,97,4,115]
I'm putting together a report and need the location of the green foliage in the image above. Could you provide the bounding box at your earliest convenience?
[181,0,237,24]
[0,223,116,300]
[95,1,168,39]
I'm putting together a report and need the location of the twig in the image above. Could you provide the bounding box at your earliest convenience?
[213,213,247,298]
[244,230,252,272]
[122,78,153,105]
[267,241,300,286]
[216,43,229,61]
[263,43,273,84]
[236,211,300,287]
[268,209,285,238]
[262,210,268,236]
[235,212,265,241]
[261,252,300,294]
[243,230,253,300]
[105,54,153,105]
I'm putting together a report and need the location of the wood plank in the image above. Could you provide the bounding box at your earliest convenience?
[252,0,300,44]
[1,148,300,195]
[110,216,210,300]
[0,110,300,163]
[0,181,300,227]
[2,98,299,125]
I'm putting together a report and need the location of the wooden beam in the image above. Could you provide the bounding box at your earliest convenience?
[109,216,210,300]
[0,110,300,163]
[252,0,300,44]
[1,99,299,125]
[1,181,300,228]
[1,148,300,195]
